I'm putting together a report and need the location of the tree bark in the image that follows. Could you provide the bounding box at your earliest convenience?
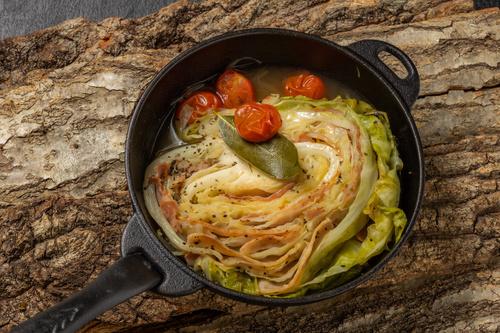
[0,1,498,332]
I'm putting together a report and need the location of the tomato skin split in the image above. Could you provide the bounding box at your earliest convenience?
[176,91,221,127]
[234,103,282,143]
[284,73,325,99]
[216,70,256,108]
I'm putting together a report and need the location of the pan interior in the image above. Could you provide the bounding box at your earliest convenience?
[126,30,422,304]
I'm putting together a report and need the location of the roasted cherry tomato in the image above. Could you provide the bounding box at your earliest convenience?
[284,73,325,99]
[216,70,255,108]
[234,103,282,143]
[175,91,221,126]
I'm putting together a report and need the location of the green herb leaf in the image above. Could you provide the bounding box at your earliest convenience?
[218,115,300,180]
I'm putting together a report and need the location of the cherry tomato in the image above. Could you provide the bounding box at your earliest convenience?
[216,70,255,108]
[284,73,325,99]
[234,103,282,143]
[175,91,221,126]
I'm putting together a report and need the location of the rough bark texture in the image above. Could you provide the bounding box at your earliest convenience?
[0,1,499,332]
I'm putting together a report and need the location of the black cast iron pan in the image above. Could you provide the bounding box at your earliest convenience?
[12,28,424,333]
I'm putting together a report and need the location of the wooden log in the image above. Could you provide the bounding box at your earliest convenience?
[0,1,498,332]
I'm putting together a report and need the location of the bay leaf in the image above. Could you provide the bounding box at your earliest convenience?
[217,115,300,180]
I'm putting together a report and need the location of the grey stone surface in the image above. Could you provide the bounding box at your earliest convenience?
[0,0,177,39]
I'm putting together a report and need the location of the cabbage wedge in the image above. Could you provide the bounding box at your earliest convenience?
[144,95,407,297]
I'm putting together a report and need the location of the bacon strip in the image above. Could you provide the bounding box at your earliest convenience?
[224,182,295,201]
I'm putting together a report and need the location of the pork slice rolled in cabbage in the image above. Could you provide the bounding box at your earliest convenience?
[143,95,407,296]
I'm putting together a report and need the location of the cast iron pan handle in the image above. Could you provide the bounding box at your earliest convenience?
[11,253,161,333]
[121,214,204,296]
[347,40,420,109]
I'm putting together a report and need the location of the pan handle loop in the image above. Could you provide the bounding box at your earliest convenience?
[11,253,161,333]
[347,39,420,109]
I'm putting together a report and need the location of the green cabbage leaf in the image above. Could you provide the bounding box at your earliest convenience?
[267,96,407,296]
